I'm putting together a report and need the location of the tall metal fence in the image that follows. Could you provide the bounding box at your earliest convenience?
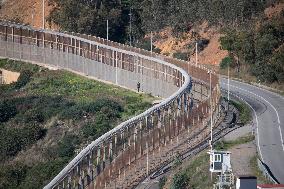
[0,21,221,189]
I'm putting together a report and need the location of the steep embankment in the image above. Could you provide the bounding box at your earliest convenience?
[0,0,54,29]
[154,23,228,66]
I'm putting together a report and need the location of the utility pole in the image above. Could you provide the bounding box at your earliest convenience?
[195,41,198,66]
[107,19,109,40]
[31,5,35,28]
[209,70,213,151]
[150,31,153,54]
[227,64,230,111]
[42,0,45,29]
[129,7,132,46]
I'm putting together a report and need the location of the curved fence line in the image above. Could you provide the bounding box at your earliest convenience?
[0,21,220,189]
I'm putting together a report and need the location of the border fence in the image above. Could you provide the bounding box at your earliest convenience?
[0,21,221,189]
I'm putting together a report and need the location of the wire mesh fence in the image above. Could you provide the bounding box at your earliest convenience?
[0,21,221,189]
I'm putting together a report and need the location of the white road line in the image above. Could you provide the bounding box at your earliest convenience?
[225,78,284,101]
[221,89,263,161]
[222,82,284,152]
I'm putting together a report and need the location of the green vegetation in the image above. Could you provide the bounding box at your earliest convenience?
[173,52,189,61]
[169,134,255,188]
[170,152,215,189]
[0,59,154,188]
[220,10,284,84]
[47,0,283,89]
[159,176,167,189]
[250,155,274,185]
[220,56,234,69]
[229,99,252,124]
[215,135,255,151]
[48,0,270,43]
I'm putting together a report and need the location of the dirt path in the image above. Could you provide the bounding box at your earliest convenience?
[230,141,257,175]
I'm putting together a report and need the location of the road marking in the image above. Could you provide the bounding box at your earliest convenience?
[221,89,263,161]
[224,78,284,101]
[222,82,284,152]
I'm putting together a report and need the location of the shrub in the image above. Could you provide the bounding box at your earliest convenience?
[197,39,210,51]
[159,176,167,189]
[0,100,17,122]
[57,134,79,158]
[84,98,122,114]
[170,172,188,189]
[0,124,46,160]
[173,52,188,61]
[18,158,68,189]
[59,104,84,120]
[24,109,45,123]
[220,56,234,69]
[82,117,112,140]
[15,70,33,89]
[0,163,28,189]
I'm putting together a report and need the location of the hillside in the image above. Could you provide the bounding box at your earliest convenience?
[154,23,228,65]
[0,0,54,29]
[0,59,154,188]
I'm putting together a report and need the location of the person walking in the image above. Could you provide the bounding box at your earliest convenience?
[137,82,141,92]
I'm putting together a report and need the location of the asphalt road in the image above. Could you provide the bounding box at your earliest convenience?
[136,78,284,189]
[220,78,284,184]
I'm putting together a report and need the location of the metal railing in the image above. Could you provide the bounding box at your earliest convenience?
[0,21,220,189]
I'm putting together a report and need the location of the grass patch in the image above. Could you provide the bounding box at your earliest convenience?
[215,135,255,150]
[170,152,216,189]
[229,99,252,124]
[0,59,40,73]
[0,58,155,188]
[250,155,274,185]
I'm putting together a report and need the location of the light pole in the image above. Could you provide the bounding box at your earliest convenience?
[150,31,153,54]
[106,19,109,40]
[31,5,35,27]
[195,41,198,66]
[227,63,230,111]
[129,8,132,46]
[208,70,213,151]
[42,0,45,29]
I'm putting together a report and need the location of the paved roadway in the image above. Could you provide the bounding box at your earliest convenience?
[220,78,284,184]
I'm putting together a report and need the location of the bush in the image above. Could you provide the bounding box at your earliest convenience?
[220,56,234,69]
[197,39,210,51]
[173,52,188,61]
[0,100,17,122]
[82,115,112,140]
[59,104,85,120]
[24,110,45,123]
[18,158,68,189]
[57,134,79,158]
[85,98,122,114]
[15,70,33,89]
[230,100,251,124]
[159,176,167,189]
[0,163,28,189]
[170,172,188,189]
[0,123,46,160]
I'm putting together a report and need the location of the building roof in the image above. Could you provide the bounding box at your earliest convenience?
[236,175,257,179]
[257,184,284,188]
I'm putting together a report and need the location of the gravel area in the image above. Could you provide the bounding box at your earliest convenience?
[230,141,257,175]
[224,124,253,141]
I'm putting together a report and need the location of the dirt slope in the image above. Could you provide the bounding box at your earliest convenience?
[154,22,228,66]
[0,0,54,29]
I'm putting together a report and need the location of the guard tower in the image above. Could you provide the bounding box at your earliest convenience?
[209,150,232,173]
[209,150,234,189]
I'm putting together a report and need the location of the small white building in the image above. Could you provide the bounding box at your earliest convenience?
[208,150,232,173]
